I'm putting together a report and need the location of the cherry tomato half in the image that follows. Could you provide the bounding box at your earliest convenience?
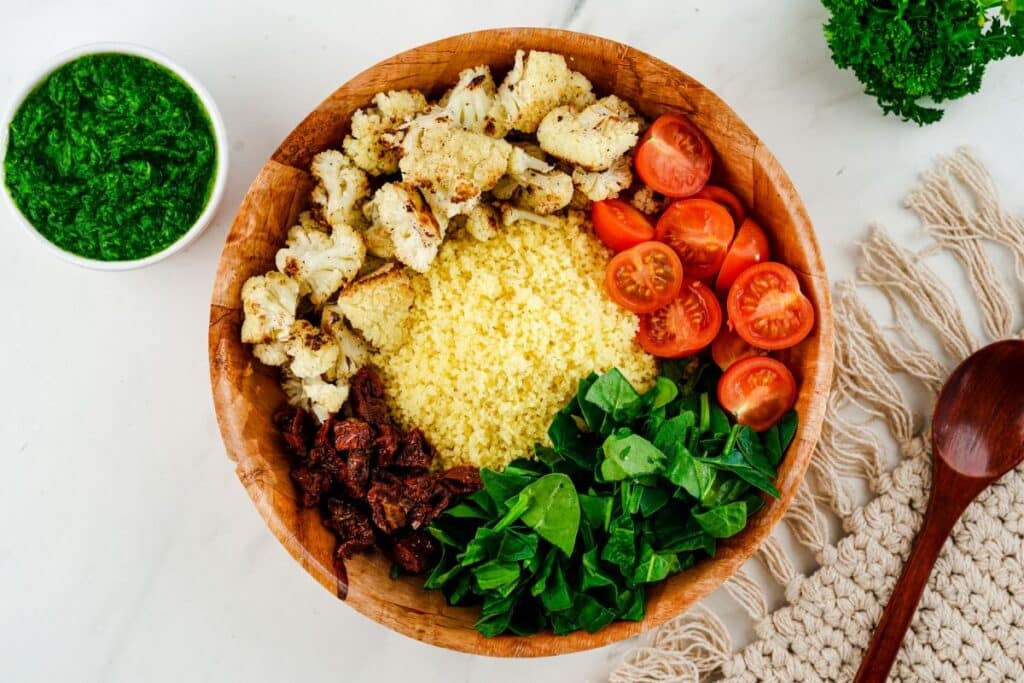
[717,356,797,431]
[711,326,765,371]
[592,199,655,252]
[655,199,736,280]
[692,185,746,226]
[638,279,722,358]
[634,113,713,198]
[726,262,814,350]
[716,218,771,292]
[605,241,684,314]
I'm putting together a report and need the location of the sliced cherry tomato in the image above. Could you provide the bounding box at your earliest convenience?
[638,279,722,358]
[592,199,655,252]
[634,113,713,198]
[711,326,765,370]
[655,199,735,280]
[605,242,684,314]
[717,357,797,431]
[727,262,814,350]
[692,185,746,226]
[716,218,771,292]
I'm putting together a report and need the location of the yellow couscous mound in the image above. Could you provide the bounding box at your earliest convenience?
[374,216,658,470]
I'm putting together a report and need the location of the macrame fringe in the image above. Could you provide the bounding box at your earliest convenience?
[906,150,1015,340]
[833,283,920,457]
[611,148,1023,683]
[611,608,732,683]
[723,570,768,621]
[857,226,977,360]
[908,147,1024,292]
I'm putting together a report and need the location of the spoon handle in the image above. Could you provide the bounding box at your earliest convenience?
[852,498,965,683]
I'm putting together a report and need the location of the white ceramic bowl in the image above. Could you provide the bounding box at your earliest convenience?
[0,42,229,270]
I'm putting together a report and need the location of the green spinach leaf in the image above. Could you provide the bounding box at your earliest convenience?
[473,560,521,591]
[496,529,540,562]
[631,542,681,584]
[579,493,613,532]
[513,473,581,557]
[584,368,644,423]
[643,376,679,411]
[600,431,666,481]
[693,501,748,538]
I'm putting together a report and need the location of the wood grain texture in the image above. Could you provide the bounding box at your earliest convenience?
[208,28,835,657]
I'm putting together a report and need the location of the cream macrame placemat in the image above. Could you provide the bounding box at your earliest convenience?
[612,148,1024,683]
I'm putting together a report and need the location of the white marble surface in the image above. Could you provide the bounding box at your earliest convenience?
[3,1,1023,681]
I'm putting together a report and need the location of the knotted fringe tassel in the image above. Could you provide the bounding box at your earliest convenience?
[784,486,829,560]
[832,285,919,456]
[724,570,768,622]
[817,383,887,493]
[857,227,977,360]
[611,608,731,683]
[757,537,797,588]
[908,147,1024,292]
[906,150,1015,340]
[835,283,946,395]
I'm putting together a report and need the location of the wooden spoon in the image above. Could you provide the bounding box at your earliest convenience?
[854,339,1024,682]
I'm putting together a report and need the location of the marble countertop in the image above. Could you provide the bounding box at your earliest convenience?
[3,1,1023,681]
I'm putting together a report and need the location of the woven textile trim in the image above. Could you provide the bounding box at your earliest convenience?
[612,149,1024,683]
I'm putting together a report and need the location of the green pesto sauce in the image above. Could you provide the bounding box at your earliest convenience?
[3,53,217,261]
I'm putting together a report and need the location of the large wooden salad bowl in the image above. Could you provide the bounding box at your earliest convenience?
[209,28,834,656]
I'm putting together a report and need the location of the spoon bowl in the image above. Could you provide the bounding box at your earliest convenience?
[932,339,1024,479]
[855,339,1024,682]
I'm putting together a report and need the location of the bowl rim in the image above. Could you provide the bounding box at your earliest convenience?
[209,27,835,657]
[0,41,230,271]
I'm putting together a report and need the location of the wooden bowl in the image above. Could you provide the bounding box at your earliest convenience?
[209,28,834,657]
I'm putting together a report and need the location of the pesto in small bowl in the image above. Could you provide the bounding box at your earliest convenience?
[2,49,223,265]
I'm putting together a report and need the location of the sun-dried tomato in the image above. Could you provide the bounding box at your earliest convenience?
[275,371,479,583]
[314,415,336,450]
[290,466,331,508]
[276,407,310,459]
[340,449,371,501]
[324,498,376,558]
[440,465,483,495]
[333,418,372,451]
[373,423,402,467]
[366,475,409,534]
[349,367,392,427]
[394,428,433,471]
[389,531,439,574]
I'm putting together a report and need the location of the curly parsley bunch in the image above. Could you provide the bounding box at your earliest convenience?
[823,0,1024,124]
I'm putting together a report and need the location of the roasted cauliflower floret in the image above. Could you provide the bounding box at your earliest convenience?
[501,145,573,214]
[464,204,501,242]
[275,220,366,306]
[333,263,415,353]
[367,182,445,272]
[286,320,340,379]
[240,272,300,344]
[342,89,429,175]
[310,150,371,230]
[252,341,289,367]
[630,185,666,215]
[499,204,563,229]
[439,65,509,137]
[566,70,596,108]
[282,368,349,423]
[362,223,396,259]
[497,50,595,133]
[572,154,633,201]
[399,110,511,219]
[320,306,372,382]
[537,95,641,171]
